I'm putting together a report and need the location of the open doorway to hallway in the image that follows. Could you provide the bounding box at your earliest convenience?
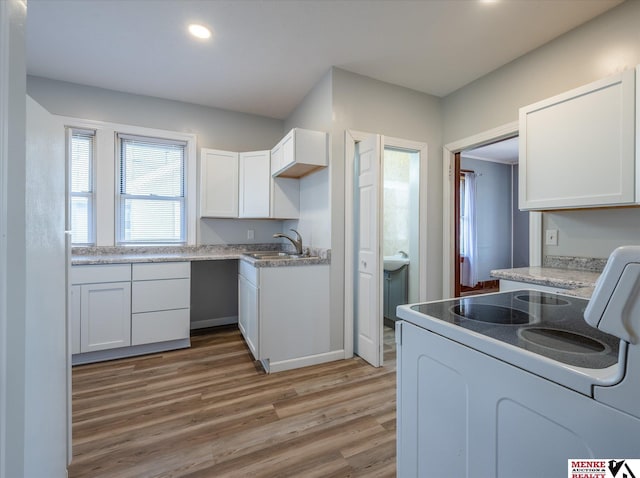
[454,136,529,297]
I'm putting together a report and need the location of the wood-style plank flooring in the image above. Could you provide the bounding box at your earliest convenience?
[69,326,397,477]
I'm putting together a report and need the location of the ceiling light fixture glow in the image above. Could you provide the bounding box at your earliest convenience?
[188,24,212,40]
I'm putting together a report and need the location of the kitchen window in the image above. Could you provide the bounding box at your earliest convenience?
[69,128,96,245]
[116,134,187,244]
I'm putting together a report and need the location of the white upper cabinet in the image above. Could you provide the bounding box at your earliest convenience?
[519,67,637,210]
[200,148,239,218]
[239,150,271,218]
[271,128,328,178]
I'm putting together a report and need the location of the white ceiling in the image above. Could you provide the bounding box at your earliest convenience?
[462,136,519,164]
[26,0,623,120]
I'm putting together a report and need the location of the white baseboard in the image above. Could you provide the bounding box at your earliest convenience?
[263,349,345,373]
[190,315,238,330]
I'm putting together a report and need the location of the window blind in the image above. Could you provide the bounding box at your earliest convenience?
[70,129,95,245]
[118,135,186,244]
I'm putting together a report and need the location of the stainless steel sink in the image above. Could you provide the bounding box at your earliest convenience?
[244,251,316,260]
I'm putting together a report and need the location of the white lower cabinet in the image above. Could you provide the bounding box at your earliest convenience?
[81,281,132,352]
[131,262,191,346]
[238,266,259,358]
[238,260,332,372]
[71,261,191,362]
[71,264,132,354]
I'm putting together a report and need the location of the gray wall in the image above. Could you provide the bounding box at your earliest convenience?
[442,0,640,259]
[26,76,287,246]
[331,68,443,350]
[461,158,512,281]
[331,67,444,303]
[283,68,333,249]
[282,67,443,352]
[512,167,529,268]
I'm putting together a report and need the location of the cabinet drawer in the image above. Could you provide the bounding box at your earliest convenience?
[131,309,190,345]
[239,261,259,286]
[132,278,190,313]
[132,262,190,281]
[71,264,131,285]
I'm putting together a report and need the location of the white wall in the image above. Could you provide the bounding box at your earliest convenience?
[25,96,68,476]
[1,5,68,476]
[442,0,640,260]
[26,76,287,246]
[1,2,28,476]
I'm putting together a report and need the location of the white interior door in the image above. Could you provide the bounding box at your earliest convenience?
[356,134,383,367]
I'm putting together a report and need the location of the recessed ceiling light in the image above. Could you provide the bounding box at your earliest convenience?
[188,24,212,40]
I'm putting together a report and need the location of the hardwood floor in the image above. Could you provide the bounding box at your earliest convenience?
[69,326,397,477]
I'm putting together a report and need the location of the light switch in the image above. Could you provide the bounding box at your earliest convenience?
[247,229,255,240]
[545,229,558,246]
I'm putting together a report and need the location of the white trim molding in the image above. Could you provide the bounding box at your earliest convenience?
[57,116,198,246]
[344,130,428,361]
[442,121,542,298]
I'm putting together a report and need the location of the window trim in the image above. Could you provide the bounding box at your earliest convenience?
[67,127,97,246]
[59,116,197,246]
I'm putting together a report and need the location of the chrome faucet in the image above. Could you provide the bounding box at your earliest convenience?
[273,228,304,255]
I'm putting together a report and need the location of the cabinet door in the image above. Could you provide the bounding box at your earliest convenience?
[238,273,259,359]
[270,142,283,176]
[239,151,270,218]
[281,130,295,172]
[131,309,190,346]
[200,148,239,217]
[80,282,131,352]
[273,128,328,178]
[131,278,190,313]
[519,69,636,210]
[70,285,81,354]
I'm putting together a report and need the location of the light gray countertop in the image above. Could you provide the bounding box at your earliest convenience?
[490,266,600,299]
[72,244,330,268]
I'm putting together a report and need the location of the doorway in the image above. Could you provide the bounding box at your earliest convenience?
[382,147,420,322]
[454,136,529,297]
[345,131,428,367]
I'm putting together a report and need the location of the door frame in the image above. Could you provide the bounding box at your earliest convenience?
[344,130,428,360]
[442,121,542,298]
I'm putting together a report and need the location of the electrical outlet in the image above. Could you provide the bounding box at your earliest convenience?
[545,229,558,246]
[247,229,255,240]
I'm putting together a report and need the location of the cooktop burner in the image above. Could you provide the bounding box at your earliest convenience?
[452,303,532,325]
[410,290,619,369]
[515,291,570,306]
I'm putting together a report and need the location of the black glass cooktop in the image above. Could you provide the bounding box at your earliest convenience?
[410,290,619,369]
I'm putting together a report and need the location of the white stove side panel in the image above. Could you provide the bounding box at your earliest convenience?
[397,321,640,478]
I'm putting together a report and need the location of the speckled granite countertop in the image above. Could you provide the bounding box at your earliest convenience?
[491,255,605,300]
[72,244,330,268]
[490,267,599,299]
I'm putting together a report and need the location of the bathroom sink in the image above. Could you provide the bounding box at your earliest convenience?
[384,255,410,271]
